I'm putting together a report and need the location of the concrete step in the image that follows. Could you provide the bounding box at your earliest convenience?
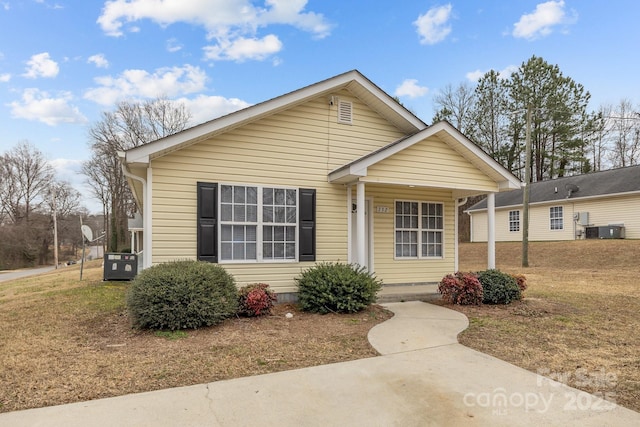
[377,284,440,303]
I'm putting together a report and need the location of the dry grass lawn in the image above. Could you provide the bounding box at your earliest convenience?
[0,262,391,413]
[455,240,640,413]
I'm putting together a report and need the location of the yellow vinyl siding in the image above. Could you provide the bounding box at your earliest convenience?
[470,193,640,242]
[366,184,455,283]
[149,93,405,292]
[366,136,498,191]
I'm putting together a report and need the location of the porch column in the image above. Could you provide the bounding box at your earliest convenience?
[487,192,496,269]
[130,230,135,254]
[356,181,366,268]
[346,184,352,264]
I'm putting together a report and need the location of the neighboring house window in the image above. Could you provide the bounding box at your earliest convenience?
[196,182,316,263]
[550,206,563,230]
[395,201,444,258]
[509,210,520,232]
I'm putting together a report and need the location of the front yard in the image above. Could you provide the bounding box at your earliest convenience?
[456,240,640,412]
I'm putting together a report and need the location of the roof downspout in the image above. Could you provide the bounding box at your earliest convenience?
[119,155,151,269]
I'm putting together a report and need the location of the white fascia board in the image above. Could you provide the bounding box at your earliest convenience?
[328,165,368,183]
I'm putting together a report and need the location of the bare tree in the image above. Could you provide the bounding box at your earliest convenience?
[609,99,640,167]
[432,82,477,134]
[84,97,191,251]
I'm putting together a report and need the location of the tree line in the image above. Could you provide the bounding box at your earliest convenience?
[433,55,640,182]
[0,141,99,269]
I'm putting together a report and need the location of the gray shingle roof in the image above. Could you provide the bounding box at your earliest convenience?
[466,165,640,211]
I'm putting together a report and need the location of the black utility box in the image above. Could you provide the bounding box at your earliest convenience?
[584,226,625,239]
[104,253,138,280]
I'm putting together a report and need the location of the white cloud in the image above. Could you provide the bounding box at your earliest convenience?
[97,0,331,62]
[84,64,207,106]
[203,34,283,62]
[9,88,87,125]
[178,94,252,126]
[414,4,453,45]
[166,38,183,53]
[512,0,573,40]
[23,52,59,78]
[466,65,518,82]
[394,79,429,99]
[0,73,10,82]
[87,53,109,68]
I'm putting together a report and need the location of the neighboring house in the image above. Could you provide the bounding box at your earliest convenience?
[466,165,640,242]
[120,70,520,296]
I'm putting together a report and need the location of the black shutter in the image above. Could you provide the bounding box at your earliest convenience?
[299,188,316,261]
[197,182,217,262]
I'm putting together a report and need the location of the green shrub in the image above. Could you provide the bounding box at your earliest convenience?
[295,262,382,314]
[127,260,238,330]
[238,283,277,317]
[477,269,521,304]
[438,272,483,305]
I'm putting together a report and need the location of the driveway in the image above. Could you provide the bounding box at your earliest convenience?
[0,301,638,426]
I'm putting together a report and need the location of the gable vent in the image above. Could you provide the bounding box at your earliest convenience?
[337,100,353,125]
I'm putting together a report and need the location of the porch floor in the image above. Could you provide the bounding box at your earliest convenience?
[377,283,439,303]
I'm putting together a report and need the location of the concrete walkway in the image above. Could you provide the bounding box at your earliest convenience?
[1,302,638,426]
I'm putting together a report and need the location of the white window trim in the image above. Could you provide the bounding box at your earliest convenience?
[219,183,299,264]
[549,206,564,231]
[509,210,520,232]
[393,199,445,260]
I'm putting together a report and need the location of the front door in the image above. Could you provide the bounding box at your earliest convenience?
[351,199,372,270]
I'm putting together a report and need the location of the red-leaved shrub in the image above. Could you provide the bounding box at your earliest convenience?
[512,274,528,297]
[438,272,483,305]
[238,283,277,317]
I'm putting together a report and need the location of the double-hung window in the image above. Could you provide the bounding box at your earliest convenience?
[509,210,520,232]
[550,206,563,230]
[219,184,297,262]
[395,201,444,258]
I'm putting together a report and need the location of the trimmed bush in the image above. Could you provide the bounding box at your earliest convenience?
[127,260,238,330]
[238,283,277,317]
[477,269,521,304]
[295,262,382,314]
[438,272,483,305]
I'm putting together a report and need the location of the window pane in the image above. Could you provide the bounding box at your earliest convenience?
[286,207,296,223]
[274,243,285,258]
[285,243,295,259]
[221,224,232,241]
[263,243,273,258]
[411,216,418,228]
[411,202,418,215]
[263,188,273,204]
[274,206,285,223]
[274,226,285,241]
[286,189,296,205]
[395,201,402,213]
[221,243,232,260]
[246,243,256,259]
[247,205,258,222]
[285,226,295,241]
[221,204,232,221]
[246,226,257,242]
[410,231,417,243]
[263,226,272,241]
[247,187,257,204]
[275,188,285,204]
[234,186,245,203]
[396,216,402,228]
[436,217,443,229]
[264,206,273,222]
[234,205,245,222]
[233,243,245,259]
[221,185,232,203]
[233,226,244,241]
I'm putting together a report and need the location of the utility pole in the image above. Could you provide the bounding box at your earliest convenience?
[52,186,59,269]
[522,105,532,267]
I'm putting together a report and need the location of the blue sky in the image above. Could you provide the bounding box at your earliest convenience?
[1,0,639,212]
